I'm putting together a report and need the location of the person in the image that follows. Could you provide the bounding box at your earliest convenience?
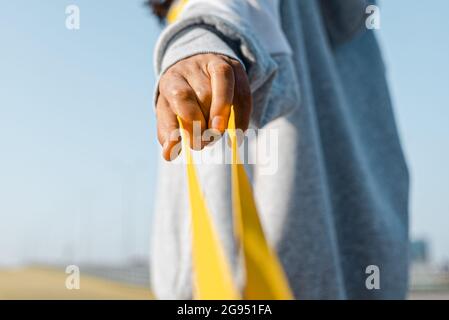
[148,0,409,299]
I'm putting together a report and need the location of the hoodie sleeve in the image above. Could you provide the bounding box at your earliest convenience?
[153,0,292,127]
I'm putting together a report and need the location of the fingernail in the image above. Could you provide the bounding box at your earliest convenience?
[212,116,225,132]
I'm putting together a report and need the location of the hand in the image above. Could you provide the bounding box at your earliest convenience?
[156,53,252,161]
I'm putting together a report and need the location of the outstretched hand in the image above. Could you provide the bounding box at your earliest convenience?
[156,54,252,161]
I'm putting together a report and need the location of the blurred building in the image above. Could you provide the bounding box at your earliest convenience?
[410,239,429,264]
[409,239,449,296]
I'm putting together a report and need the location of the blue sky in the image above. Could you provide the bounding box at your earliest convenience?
[379,0,449,263]
[0,0,448,266]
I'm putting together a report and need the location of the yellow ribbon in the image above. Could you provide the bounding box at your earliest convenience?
[228,109,293,299]
[178,108,293,300]
[169,0,293,299]
[178,118,240,299]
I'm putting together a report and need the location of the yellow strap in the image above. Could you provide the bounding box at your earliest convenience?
[178,118,240,300]
[228,109,293,299]
[178,108,293,300]
[169,1,293,300]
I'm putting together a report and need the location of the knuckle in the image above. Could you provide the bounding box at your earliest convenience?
[168,86,194,101]
[158,76,171,94]
[164,67,178,76]
[210,62,233,77]
[230,59,243,69]
[159,71,180,91]
[161,68,177,79]
[196,86,212,103]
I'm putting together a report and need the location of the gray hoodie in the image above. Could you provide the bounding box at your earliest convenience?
[150,0,409,299]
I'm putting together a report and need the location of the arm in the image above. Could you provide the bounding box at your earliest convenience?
[154,0,289,160]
